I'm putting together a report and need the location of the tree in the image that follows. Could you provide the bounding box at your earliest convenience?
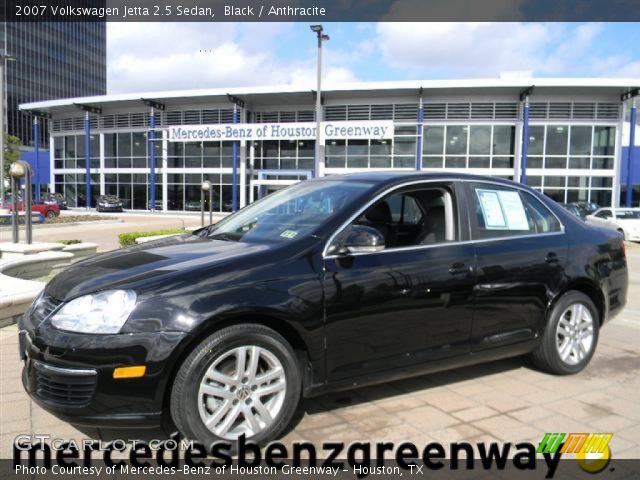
[3,135,21,190]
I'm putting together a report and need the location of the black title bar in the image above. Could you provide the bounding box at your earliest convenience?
[4,0,640,22]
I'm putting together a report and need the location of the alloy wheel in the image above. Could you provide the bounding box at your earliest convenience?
[197,345,287,440]
[555,303,594,366]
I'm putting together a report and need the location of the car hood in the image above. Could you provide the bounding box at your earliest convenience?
[45,234,273,301]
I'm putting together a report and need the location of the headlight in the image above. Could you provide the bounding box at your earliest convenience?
[51,290,137,334]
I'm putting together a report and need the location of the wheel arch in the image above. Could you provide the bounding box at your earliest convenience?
[549,279,605,326]
[162,312,314,413]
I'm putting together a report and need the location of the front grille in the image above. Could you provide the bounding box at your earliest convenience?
[31,295,62,326]
[33,362,97,406]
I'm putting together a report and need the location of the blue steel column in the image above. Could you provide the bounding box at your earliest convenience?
[520,97,530,184]
[33,116,40,202]
[626,99,637,207]
[232,105,239,212]
[149,108,156,211]
[415,96,424,170]
[85,112,91,209]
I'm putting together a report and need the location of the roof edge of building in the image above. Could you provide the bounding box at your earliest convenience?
[19,77,640,112]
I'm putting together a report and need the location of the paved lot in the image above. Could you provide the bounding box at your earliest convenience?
[1,248,639,459]
[0,210,216,252]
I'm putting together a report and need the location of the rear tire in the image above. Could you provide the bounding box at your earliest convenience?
[531,291,599,375]
[170,324,301,449]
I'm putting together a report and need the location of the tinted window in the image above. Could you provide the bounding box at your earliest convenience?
[521,193,562,233]
[470,184,561,238]
[596,210,612,218]
[615,210,640,219]
[386,194,423,226]
[350,187,454,249]
[471,184,532,239]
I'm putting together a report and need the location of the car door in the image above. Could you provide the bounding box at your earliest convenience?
[322,182,476,382]
[464,182,569,352]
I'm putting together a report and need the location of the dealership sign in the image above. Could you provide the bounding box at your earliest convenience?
[167,121,394,142]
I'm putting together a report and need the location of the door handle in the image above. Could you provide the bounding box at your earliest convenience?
[545,252,559,264]
[449,263,471,275]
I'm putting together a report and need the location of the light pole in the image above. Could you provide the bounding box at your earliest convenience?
[310,25,329,178]
[201,180,212,226]
[0,51,16,202]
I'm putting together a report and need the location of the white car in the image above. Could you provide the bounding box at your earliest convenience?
[586,208,640,241]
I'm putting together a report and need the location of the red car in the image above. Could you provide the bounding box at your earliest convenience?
[7,201,60,218]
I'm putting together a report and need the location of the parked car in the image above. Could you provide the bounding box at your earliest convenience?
[7,200,60,218]
[95,195,123,212]
[185,199,202,211]
[148,199,163,211]
[20,172,628,448]
[571,201,600,217]
[586,207,640,241]
[43,193,68,210]
[559,202,584,219]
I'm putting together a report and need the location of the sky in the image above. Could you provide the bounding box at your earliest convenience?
[107,22,640,94]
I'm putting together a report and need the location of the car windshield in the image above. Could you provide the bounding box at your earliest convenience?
[100,196,119,202]
[202,180,371,244]
[615,210,640,219]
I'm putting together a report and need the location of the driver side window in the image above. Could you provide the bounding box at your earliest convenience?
[596,210,612,219]
[343,186,455,251]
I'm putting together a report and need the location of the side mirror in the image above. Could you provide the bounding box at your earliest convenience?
[335,225,385,255]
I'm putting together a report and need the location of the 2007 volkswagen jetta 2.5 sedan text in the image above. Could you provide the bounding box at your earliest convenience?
[19,172,628,447]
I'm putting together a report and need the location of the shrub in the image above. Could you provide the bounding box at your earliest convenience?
[118,228,186,248]
[56,239,81,245]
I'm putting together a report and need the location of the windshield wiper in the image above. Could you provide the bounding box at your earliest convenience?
[208,232,237,242]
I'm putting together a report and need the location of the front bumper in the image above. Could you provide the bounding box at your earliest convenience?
[19,316,188,429]
[97,205,123,211]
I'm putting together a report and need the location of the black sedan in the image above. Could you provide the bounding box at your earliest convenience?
[19,172,627,447]
[95,195,123,212]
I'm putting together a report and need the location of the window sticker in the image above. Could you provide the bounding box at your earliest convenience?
[476,189,530,231]
[498,190,530,230]
[476,190,507,229]
[280,229,298,239]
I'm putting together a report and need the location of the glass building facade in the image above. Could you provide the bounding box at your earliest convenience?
[1,14,106,148]
[20,81,631,210]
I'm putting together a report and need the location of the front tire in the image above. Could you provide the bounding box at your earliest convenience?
[170,324,301,448]
[531,291,599,375]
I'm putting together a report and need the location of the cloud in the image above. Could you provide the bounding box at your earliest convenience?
[107,23,358,93]
[372,22,619,78]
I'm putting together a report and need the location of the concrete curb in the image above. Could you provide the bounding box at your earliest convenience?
[0,251,73,327]
[0,219,125,230]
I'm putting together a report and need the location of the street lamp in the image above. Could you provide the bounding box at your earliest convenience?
[201,180,212,226]
[0,51,16,203]
[310,25,329,178]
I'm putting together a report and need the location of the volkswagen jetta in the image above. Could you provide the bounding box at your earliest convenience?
[20,172,628,446]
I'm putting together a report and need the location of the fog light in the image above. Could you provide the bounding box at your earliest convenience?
[113,366,146,379]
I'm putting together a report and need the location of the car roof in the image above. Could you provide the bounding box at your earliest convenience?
[313,171,521,189]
